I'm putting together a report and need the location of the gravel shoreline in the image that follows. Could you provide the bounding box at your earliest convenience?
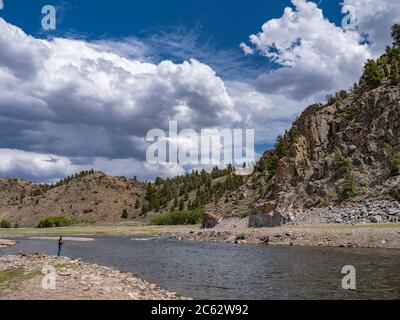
[166,200,400,249]
[164,224,400,249]
[0,253,187,300]
[280,200,400,225]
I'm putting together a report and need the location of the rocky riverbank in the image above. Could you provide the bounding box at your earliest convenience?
[164,224,400,249]
[280,200,400,225]
[186,200,400,249]
[0,253,186,300]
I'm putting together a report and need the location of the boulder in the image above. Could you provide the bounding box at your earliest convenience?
[201,212,219,229]
[390,187,400,201]
[258,235,270,244]
[370,215,383,224]
[249,211,282,228]
[260,201,278,213]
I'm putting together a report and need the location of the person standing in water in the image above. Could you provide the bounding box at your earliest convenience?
[57,236,64,256]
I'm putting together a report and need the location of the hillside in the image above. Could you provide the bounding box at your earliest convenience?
[0,167,243,227]
[0,171,146,227]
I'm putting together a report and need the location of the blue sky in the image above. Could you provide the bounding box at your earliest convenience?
[0,0,398,181]
[1,0,343,38]
[1,0,343,79]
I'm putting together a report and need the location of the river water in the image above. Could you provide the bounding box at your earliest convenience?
[1,236,399,300]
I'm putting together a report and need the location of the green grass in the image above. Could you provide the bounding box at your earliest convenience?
[0,224,198,236]
[0,222,398,237]
[149,209,204,226]
[54,262,79,270]
[0,269,42,292]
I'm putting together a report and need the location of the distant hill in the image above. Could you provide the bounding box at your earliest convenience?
[0,167,243,227]
[0,171,146,227]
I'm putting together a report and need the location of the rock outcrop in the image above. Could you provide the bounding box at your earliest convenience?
[249,203,282,228]
[265,85,400,211]
[201,212,219,229]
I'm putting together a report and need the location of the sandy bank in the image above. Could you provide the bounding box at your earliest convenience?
[0,239,15,248]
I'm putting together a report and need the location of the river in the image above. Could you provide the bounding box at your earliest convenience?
[1,235,399,299]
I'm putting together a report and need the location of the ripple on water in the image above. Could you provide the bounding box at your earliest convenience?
[1,236,399,299]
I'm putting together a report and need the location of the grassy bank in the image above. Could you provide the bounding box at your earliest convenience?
[0,224,199,236]
[0,223,399,237]
[0,268,42,292]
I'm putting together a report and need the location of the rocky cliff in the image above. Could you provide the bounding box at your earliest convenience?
[208,47,400,223]
[266,84,400,210]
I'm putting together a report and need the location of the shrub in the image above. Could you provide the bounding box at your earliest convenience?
[178,199,185,211]
[363,60,384,87]
[334,152,359,199]
[385,144,400,176]
[345,106,360,119]
[390,155,400,176]
[149,208,204,226]
[342,172,360,199]
[275,135,289,158]
[335,152,352,175]
[255,157,266,172]
[267,153,280,180]
[391,23,400,47]
[121,209,129,219]
[37,216,76,228]
[0,220,11,229]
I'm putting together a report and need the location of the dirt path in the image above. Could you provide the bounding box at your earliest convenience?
[0,253,186,300]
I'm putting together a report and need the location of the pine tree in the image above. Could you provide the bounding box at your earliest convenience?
[391,24,400,48]
[121,209,128,219]
[363,60,384,87]
[389,58,400,84]
[178,199,185,211]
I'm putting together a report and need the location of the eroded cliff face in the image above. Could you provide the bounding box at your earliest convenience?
[264,85,400,210]
[207,84,400,219]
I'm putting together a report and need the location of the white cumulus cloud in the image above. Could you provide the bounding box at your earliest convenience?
[0,18,239,161]
[1,0,399,181]
[241,0,371,100]
[342,0,400,55]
